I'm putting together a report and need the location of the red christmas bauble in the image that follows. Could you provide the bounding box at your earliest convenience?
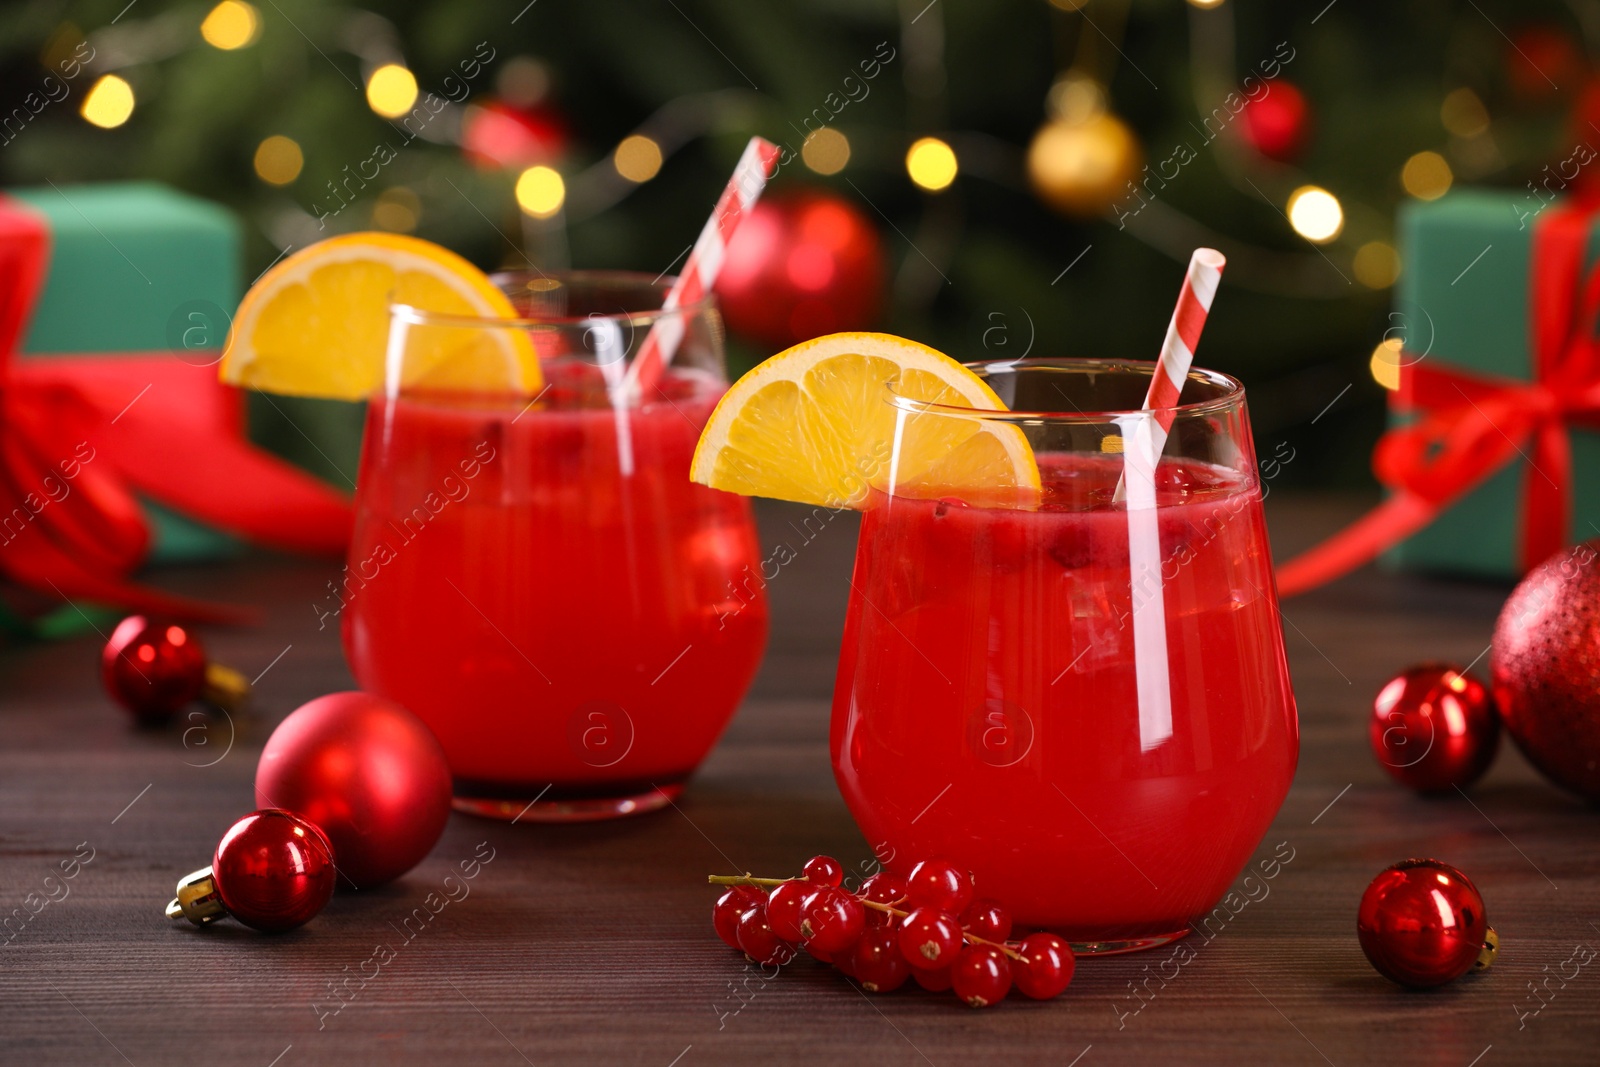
[1492,540,1600,801]
[461,99,569,170]
[101,615,207,722]
[1239,79,1311,162]
[256,692,453,889]
[1357,859,1491,988]
[1369,664,1499,792]
[212,810,337,933]
[714,189,886,350]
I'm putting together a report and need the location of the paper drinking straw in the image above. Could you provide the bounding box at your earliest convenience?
[623,136,781,400]
[1118,248,1225,752]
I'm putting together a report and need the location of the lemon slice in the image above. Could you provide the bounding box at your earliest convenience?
[220,232,540,399]
[691,332,1039,508]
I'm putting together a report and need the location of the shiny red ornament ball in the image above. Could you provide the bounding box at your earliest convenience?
[101,615,207,722]
[1357,859,1490,988]
[256,692,453,889]
[1369,664,1499,792]
[212,810,337,932]
[1492,539,1600,801]
[1239,80,1310,162]
[714,189,886,349]
[461,98,569,170]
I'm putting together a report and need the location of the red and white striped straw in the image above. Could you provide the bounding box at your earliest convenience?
[1142,247,1226,431]
[624,136,781,399]
[1113,248,1225,503]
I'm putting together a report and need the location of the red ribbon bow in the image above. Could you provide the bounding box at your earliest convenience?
[0,196,351,622]
[1278,202,1600,596]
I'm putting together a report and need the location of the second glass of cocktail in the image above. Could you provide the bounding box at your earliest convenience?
[831,358,1298,952]
[344,272,769,821]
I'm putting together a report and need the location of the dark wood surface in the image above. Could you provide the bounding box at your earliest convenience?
[2,494,1596,1066]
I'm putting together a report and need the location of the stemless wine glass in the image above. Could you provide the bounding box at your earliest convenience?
[831,358,1298,953]
[344,272,769,821]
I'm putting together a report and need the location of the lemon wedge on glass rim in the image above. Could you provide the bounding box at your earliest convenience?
[691,332,1039,509]
[219,232,540,399]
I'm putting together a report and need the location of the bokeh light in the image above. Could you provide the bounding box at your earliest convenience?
[1353,241,1401,289]
[1401,151,1453,200]
[201,1,260,50]
[906,137,958,192]
[366,64,418,119]
[1287,185,1343,243]
[1370,338,1404,391]
[1440,88,1490,138]
[613,135,663,183]
[372,187,421,232]
[515,165,565,217]
[802,128,851,175]
[81,75,134,129]
[253,135,303,185]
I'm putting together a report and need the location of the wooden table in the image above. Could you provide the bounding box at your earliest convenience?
[2,496,1595,1066]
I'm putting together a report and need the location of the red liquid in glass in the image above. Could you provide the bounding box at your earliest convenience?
[832,453,1297,940]
[344,364,768,802]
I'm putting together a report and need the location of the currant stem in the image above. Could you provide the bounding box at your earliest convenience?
[707,872,1027,963]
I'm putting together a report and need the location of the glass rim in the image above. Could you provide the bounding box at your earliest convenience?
[388,269,716,331]
[888,357,1246,423]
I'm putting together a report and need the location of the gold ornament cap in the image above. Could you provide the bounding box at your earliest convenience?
[202,663,251,712]
[166,865,227,926]
[1475,926,1498,971]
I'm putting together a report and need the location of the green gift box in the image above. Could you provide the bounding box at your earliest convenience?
[1384,189,1600,579]
[8,181,242,562]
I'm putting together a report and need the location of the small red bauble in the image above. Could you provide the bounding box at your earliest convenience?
[1239,79,1311,162]
[1370,664,1499,792]
[714,189,886,349]
[256,692,453,889]
[101,616,207,721]
[460,98,569,170]
[1357,859,1494,988]
[167,809,336,933]
[1492,540,1600,801]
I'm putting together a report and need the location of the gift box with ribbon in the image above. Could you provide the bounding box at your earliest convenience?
[1279,190,1600,595]
[0,182,351,626]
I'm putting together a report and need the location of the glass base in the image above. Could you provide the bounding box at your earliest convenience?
[451,782,682,823]
[1068,929,1189,957]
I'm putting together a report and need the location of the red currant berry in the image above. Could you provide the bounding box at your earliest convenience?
[735,905,797,967]
[850,927,910,993]
[802,855,844,886]
[859,872,908,926]
[800,886,866,955]
[1014,932,1075,1000]
[960,898,1013,943]
[766,879,809,942]
[906,859,974,915]
[913,966,954,992]
[713,886,766,950]
[897,906,964,970]
[951,945,1012,1008]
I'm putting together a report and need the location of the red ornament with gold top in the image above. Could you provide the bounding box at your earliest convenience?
[1357,859,1496,988]
[1369,663,1499,792]
[101,615,250,723]
[166,809,336,933]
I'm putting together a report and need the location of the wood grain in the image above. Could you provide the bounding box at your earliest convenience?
[0,494,1594,1066]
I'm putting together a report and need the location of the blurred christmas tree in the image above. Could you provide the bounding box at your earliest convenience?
[0,0,1590,488]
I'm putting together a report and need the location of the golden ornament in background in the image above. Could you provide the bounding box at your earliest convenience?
[1026,112,1142,219]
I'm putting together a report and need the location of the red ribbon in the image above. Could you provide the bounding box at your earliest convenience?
[0,195,351,622]
[1278,202,1600,596]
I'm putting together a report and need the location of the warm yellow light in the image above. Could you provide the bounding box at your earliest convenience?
[201,1,260,50]
[253,135,303,185]
[1402,151,1453,201]
[613,135,663,183]
[1187,0,1225,8]
[366,64,418,119]
[1370,338,1404,391]
[372,187,421,232]
[906,137,958,192]
[515,165,565,218]
[1441,88,1490,139]
[1353,241,1401,289]
[1287,185,1343,243]
[81,75,134,129]
[802,128,851,176]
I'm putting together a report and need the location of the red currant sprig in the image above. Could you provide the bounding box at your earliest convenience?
[708,855,1075,1008]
